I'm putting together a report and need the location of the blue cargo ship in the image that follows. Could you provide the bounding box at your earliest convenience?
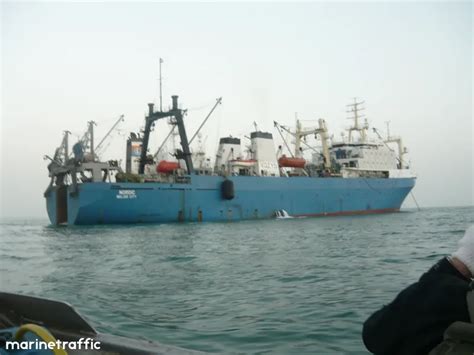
[44,93,416,225]
[45,176,414,225]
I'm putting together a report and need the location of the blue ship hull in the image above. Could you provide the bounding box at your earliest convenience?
[45,176,415,225]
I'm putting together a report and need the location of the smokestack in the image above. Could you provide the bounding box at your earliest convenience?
[148,103,154,116]
[172,95,178,110]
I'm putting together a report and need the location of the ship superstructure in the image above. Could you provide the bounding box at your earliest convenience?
[44,79,416,225]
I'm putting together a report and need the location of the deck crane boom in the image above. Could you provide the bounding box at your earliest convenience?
[274,120,321,156]
[189,97,222,145]
[95,115,125,159]
[373,127,406,169]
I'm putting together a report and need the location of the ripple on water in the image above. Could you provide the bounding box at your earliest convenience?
[0,207,473,353]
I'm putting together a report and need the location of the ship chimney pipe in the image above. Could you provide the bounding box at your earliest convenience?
[172,95,178,110]
[148,103,154,116]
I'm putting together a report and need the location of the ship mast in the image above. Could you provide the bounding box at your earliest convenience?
[63,130,70,161]
[346,98,368,143]
[315,119,331,169]
[139,96,194,175]
[47,130,71,165]
[294,113,301,157]
[77,121,96,159]
[274,121,320,156]
[88,121,95,157]
[294,117,319,158]
[385,120,391,139]
[159,58,163,112]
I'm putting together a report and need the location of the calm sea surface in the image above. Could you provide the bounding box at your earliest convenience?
[1,207,473,354]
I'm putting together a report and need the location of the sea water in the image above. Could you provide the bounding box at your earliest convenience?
[1,206,473,353]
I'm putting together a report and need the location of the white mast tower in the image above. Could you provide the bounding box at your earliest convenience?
[346,98,369,143]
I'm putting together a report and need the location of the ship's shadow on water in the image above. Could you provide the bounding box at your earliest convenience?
[1,207,473,353]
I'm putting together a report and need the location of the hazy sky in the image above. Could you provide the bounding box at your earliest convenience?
[1,1,472,218]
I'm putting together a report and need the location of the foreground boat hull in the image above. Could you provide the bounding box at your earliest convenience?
[45,176,416,225]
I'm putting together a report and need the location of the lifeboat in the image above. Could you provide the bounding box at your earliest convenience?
[229,159,257,167]
[156,160,180,174]
[278,155,306,168]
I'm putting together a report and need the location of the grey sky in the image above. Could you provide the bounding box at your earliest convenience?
[1,1,472,218]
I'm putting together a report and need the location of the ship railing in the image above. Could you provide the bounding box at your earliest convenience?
[175,175,191,184]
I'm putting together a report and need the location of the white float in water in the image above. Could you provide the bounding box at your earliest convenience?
[275,209,293,219]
